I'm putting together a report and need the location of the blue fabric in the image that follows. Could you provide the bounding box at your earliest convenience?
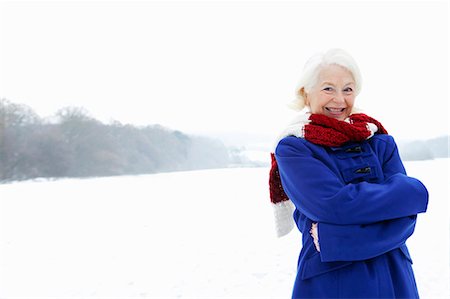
[275,134,428,298]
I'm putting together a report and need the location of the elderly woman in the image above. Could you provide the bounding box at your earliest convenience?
[269,49,428,298]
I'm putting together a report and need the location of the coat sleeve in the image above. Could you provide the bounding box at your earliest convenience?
[315,136,425,262]
[275,136,428,225]
[378,135,407,179]
[317,216,417,262]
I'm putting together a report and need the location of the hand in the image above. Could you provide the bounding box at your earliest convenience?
[310,222,320,252]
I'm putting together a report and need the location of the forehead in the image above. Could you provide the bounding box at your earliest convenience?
[317,64,355,85]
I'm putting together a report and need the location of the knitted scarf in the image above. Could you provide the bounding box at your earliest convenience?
[269,113,388,237]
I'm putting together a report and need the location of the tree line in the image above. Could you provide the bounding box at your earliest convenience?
[1,99,447,182]
[398,136,449,161]
[0,99,234,182]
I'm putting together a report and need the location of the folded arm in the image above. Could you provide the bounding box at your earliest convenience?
[316,216,417,262]
[275,136,428,225]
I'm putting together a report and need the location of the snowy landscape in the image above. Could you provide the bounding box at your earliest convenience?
[0,158,449,298]
[0,1,448,298]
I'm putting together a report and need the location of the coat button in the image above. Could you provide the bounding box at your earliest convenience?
[345,146,362,153]
[355,166,371,174]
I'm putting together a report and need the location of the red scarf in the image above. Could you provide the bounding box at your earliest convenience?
[269,113,387,224]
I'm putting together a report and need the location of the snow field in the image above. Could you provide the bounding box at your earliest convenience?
[0,159,448,298]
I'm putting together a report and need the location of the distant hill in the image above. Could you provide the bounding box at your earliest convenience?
[0,99,233,182]
[398,136,449,161]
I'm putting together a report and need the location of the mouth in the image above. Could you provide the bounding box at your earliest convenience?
[325,107,346,113]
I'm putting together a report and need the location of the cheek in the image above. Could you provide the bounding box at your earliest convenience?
[346,96,356,106]
[315,95,332,107]
[309,97,329,112]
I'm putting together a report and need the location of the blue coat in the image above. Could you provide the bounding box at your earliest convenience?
[275,134,428,298]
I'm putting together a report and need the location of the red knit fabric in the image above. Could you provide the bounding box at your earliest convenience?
[350,113,388,135]
[269,153,290,204]
[269,113,387,204]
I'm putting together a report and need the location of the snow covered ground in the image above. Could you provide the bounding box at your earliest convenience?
[0,159,448,298]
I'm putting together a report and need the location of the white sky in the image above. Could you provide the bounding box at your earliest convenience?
[0,0,448,142]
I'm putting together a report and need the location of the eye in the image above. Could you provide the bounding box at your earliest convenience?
[343,87,353,93]
[323,87,334,92]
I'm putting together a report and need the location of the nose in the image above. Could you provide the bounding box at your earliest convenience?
[333,91,345,103]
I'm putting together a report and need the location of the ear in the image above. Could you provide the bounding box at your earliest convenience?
[300,87,309,106]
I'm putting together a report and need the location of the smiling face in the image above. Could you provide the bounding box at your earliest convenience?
[304,64,356,120]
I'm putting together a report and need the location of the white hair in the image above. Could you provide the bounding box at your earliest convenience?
[289,48,362,111]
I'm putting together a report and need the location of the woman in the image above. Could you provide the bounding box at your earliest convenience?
[269,49,428,298]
